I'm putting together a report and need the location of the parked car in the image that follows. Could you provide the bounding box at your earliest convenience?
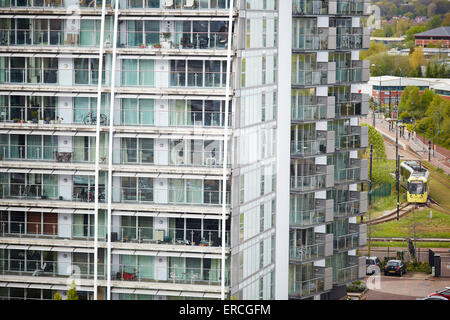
[366,256,382,275]
[384,260,407,276]
[428,287,450,300]
[417,296,448,300]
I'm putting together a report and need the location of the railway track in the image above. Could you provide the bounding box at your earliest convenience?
[366,203,417,225]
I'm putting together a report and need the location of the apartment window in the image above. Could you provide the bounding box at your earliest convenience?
[73,135,107,163]
[126,20,159,47]
[72,211,106,239]
[122,59,155,86]
[169,100,226,127]
[0,57,57,84]
[73,95,109,125]
[120,177,153,202]
[170,59,226,88]
[121,98,154,125]
[74,58,106,85]
[121,138,154,164]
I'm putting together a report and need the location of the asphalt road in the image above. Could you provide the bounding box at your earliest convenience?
[363,273,450,300]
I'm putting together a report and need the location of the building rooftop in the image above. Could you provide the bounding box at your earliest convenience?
[415,26,450,38]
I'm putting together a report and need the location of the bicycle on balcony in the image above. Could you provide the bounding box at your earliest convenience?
[83,112,108,125]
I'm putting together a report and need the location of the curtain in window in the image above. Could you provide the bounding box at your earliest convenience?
[186,258,201,281]
[187,179,202,204]
[88,134,106,162]
[170,100,187,126]
[138,255,154,279]
[209,258,220,282]
[74,59,89,85]
[139,60,154,86]
[121,98,137,125]
[169,179,185,203]
[127,20,141,47]
[122,59,137,86]
[121,216,136,240]
[10,135,19,159]
[139,99,154,125]
[169,257,184,280]
[120,254,136,274]
[43,135,57,160]
[80,20,95,46]
[73,136,86,162]
[138,217,153,240]
[27,135,41,160]
[140,138,154,164]
[89,210,105,239]
[122,138,137,163]
[168,218,176,243]
[43,174,57,199]
[73,97,89,123]
[72,214,85,237]
[144,21,159,46]
[0,57,6,83]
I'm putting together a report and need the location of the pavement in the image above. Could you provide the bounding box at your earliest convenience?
[360,113,450,175]
[363,272,450,300]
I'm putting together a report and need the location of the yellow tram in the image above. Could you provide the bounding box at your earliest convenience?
[400,161,429,204]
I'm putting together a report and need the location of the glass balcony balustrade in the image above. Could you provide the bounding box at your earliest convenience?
[0,66,232,89]
[289,241,325,262]
[336,0,365,15]
[0,183,231,206]
[333,198,360,219]
[291,96,327,122]
[289,206,326,227]
[335,67,362,84]
[334,256,362,284]
[336,166,360,183]
[0,258,230,286]
[290,174,326,192]
[333,231,359,251]
[292,33,328,51]
[290,138,328,157]
[0,106,231,128]
[0,0,233,10]
[289,269,326,298]
[292,0,328,15]
[336,134,361,151]
[0,29,231,50]
[336,28,364,50]
[0,221,230,247]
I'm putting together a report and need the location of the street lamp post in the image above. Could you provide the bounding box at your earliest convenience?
[396,70,401,221]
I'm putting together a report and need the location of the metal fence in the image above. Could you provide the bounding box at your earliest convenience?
[370,183,391,205]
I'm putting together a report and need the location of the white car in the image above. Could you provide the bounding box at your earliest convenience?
[366,256,382,275]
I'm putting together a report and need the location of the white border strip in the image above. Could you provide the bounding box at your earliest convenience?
[93,0,107,301]
[105,0,120,301]
[221,0,234,301]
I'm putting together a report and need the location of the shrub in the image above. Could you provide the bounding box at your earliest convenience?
[405,261,432,273]
[347,280,366,293]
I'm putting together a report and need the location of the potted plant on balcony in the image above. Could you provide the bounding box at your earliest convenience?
[161,32,172,49]
[153,43,161,49]
[139,43,146,48]
[31,110,39,124]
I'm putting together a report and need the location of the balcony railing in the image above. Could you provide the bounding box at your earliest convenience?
[336,134,362,151]
[292,0,328,15]
[289,242,325,262]
[0,184,231,206]
[292,34,328,51]
[290,174,326,192]
[0,221,230,247]
[290,139,327,157]
[333,231,359,251]
[289,272,325,298]
[291,98,327,122]
[0,259,230,286]
[336,166,361,183]
[289,207,326,227]
[334,198,360,219]
[336,0,365,15]
[334,261,359,284]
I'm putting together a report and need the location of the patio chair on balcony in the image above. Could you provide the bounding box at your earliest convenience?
[32,262,47,276]
[164,0,174,7]
[184,0,195,8]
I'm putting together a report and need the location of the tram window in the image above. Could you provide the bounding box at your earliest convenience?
[409,182,424,195]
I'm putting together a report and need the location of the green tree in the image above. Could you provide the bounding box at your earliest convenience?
[361,124,387,159]
[405,25,426,42]
[66,281,79,300]
[442,13,450,26]
[53,292,63,300]
[426,15,442,30]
